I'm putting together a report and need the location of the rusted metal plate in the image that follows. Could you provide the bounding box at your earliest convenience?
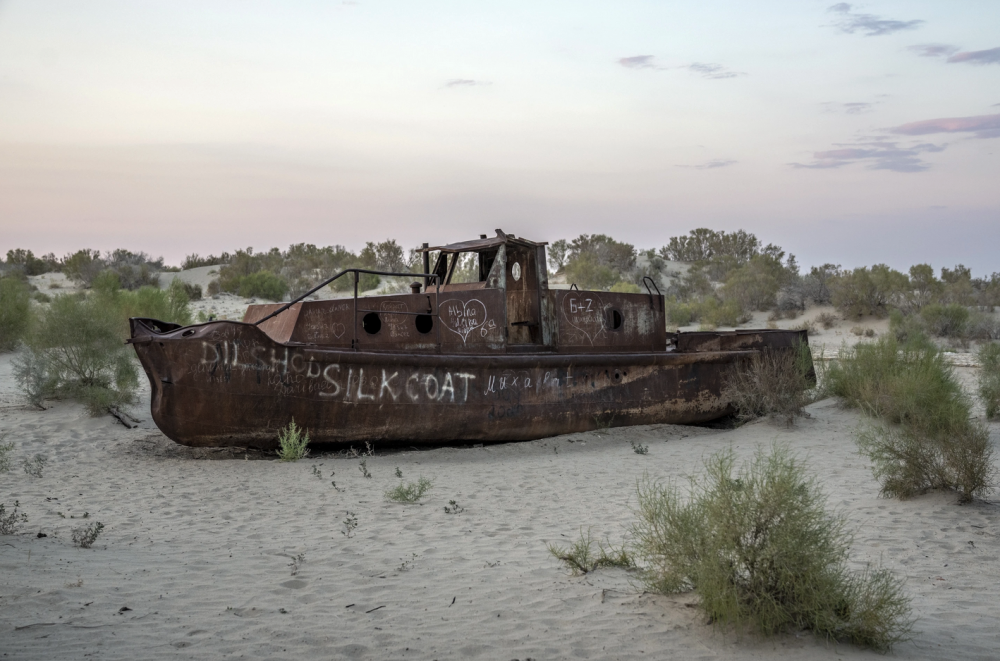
[131,318,762,448]
[555,291,666,352]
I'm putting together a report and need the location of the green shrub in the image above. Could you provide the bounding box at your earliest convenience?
[721,255,787,311]
[235,270,288,301]
[665,298,693,326]
[977,343,1000,419]
[0,277,33,351]
[385,477,432,503]
[10,275,187,416]
[857,420,993,502]
[563,252,619,291]
[27,293,139,415]
[696,297,746,328]
[830,265,908,319]
[824,337,995,503]
[722,345,814,426]
[920,303,969,338]
[609,281,641,293]
[888,309,929,347]
[631,446,912,651]
[330,271,380,293]
[824,337,967,435]
[276,420,310,461]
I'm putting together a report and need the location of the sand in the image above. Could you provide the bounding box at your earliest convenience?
[2,345,999,661]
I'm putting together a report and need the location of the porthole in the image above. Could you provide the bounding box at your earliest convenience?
[606,308,624,331]
[362,312,382,335]
[415,314,434,334]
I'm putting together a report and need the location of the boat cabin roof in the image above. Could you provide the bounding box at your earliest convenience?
[418,229,547,254]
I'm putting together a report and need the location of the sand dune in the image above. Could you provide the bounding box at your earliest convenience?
[1,352,999,660]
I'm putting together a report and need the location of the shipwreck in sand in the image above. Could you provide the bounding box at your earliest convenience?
[128,230,810,448]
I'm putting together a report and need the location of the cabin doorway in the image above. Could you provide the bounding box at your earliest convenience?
[505,244,541,345]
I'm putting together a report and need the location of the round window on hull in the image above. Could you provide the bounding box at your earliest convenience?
[362,312,382,335]
[415,314,434,334]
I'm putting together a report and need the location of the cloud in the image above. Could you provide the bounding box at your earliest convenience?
[686,63,745,79]
[947,47,1000,65]
[827,3,923,36]
[444,79,488,88]
[676,159,737,170]
[618,56,744,78]
[822,101,874,114]
[618,55,656,69]
[791,139,945,173]
[890,113,1000,139]
[908,43,959,58]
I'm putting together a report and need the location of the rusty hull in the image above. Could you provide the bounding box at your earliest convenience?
[129,319,805,449]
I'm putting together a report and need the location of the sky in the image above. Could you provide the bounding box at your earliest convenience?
[1,0,998,273]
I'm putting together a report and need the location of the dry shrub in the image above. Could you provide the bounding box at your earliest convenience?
[631,446,912,652]
[817,312,838,329]
[857,421,993,502]
[722,345,814,426]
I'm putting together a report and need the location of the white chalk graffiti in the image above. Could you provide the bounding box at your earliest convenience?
[561,294,607,345]
[198,340,476,404]
[441,298,488,343]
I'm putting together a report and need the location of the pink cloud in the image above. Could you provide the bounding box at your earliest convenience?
[947,47,1000,65]
[890,114,1000,138]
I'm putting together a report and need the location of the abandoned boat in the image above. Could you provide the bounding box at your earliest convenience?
[129,230,810,448]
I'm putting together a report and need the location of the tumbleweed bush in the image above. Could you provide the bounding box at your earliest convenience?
[630,446,912,652]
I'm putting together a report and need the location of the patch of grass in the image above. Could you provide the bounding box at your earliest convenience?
[977,343,1000,419]
[275,420,309,462]
[722,344,814,426]
[358,459,372,479]
[22,454,47,478]
[0,501,28,535]
[71,522,105,548]
[631,446,912,652]
[629,440,649,455]
[311,465,322,479]
[548,529,635,575]
[444,500,464,514]
[395,467,403,478]
[385,477,432,503]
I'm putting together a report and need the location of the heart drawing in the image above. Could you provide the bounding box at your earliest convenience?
[560,293,606,345]
[331,322,346,340]
[441,299,488,343]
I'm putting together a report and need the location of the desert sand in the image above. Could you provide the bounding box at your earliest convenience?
[2,312,999,660]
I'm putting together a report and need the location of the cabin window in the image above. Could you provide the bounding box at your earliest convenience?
[415,314,433,334]
[606,308,624,331]
[362,312,382,335]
